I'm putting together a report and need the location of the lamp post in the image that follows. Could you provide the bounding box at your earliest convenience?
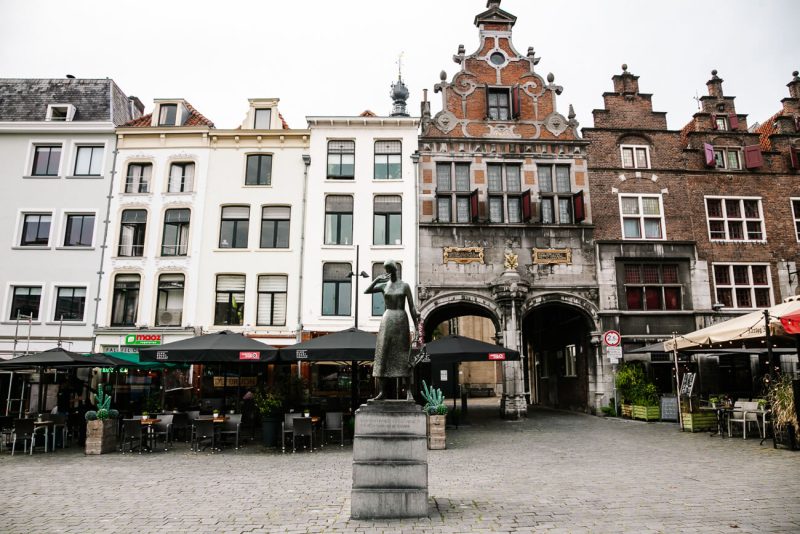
[348,245,369,413]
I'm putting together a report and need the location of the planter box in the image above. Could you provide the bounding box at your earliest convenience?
[85,419,118,455]
[681,412,717,433]
[621,404,632,418]
[632,405,661,422]
[426,414,446,450]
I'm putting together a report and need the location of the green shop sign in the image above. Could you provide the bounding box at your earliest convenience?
[125,334,162,346]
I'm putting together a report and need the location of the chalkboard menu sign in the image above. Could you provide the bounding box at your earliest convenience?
[660,395,678,422]
[679,372,696,397]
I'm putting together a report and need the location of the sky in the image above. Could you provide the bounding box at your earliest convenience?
[1,0,798,131]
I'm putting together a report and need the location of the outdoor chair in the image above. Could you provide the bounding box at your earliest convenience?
[219,414,242,449]
[152,414,173,451]
[282,413,299,453]
[323,412,345,447]
[192,419,216,453]
[292,417,314,452]
[10,418,36,455]
[49,414,68,450]
[120,419,143,454]
[187,410,201,442]
[0,416,13,452]
[171,412,190,442]
[728,401,762,439]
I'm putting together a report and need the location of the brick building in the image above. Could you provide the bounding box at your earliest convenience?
[417,0,604,418]
[585,67,800,399]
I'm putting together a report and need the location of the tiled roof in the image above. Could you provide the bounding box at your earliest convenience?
[755,111,781,151]
[360,110,377,117]
[121,102,214,128]
[278,112,289,129]
[679,118,696,147]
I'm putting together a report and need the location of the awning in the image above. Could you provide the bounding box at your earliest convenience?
[424,335,520,364]
[101,351,182,369]
[279,328,377,362]
[139,330,278,363]
[0,348,101,369]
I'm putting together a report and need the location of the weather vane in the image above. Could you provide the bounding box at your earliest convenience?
[396,52,404,80]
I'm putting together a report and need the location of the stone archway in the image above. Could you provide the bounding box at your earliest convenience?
[418,291,503,341]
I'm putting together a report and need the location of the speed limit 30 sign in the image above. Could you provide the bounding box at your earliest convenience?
[603,330,621,347]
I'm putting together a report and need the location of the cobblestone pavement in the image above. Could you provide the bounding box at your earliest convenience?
[2,400,799,533]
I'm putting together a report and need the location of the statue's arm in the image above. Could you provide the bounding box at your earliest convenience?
[364,275,387,294]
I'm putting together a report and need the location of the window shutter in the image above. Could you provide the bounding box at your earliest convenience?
[572,190,586,223]
[703,143,715,167]
[790,147,799,170]
[470,189,480,223]
[512,85,521,120]
[795,117,800,132]
[728,113,739,130]
[521,190,532,221]
[744,145,763,169]
[710,114,718,130]
[484,84,490,120]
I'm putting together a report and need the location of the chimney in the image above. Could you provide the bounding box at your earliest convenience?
[707,70,724,98]
[788,70,800,100]
[611,64,640,94]
[128,96,145,118]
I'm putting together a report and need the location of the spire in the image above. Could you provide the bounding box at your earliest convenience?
[390,54,410,117]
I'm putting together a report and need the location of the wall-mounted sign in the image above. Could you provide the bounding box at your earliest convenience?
[443,246,484,264]
[532,248,572,265]
[238,351,260,361]
[295,349,309,360]
[488,353,506,361]
[213,376,257,388]
[125,334,162,346]
[606,346,622,363]
[155,351,168,360]
[603,330,621,347]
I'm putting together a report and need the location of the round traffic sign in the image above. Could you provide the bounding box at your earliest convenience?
[603,330,621,347]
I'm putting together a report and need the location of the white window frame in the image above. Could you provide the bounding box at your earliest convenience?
[792,198,800,242]
[713,147,742,170]
[6,283,44,322]
[253,108,272,130]
[712,263,774,310]
[705,196,765,243]
[18,210,54,248]
[46,104,76,122]
[619,145,651,169]
[618,194,666,241]
[564,344,577,377]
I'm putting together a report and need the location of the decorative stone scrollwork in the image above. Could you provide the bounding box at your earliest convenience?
[451,75,479,98]
[418,286,432,302]
[544,112,568,137]
[434,111,459,134]
[487,124,522,138]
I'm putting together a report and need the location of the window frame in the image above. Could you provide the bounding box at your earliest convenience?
[260,206,291,249]
[792,198,800,242]
[619,144,651,169]
[9,286,42,321]
[63,213,95,247]
[538,164,574,224]
[155,273,185,326]
[321,263,352,317]
[487,163,524,224]
[54,286,87,322]
[705,196,765,243]
[167,161,194,193]
[712,263,773,310]
[161,208,191,256]
[373,195,403,246]
[256,274,288,326]
[46,104,75,122]
[218,206,250,249]
[73,145,104,176]
[110,274,140,327]
[158,104,178,126]
[20,213,52,247]
[324,195,354,246]
[374,140,403,180]
[117,209,147,257]
[487,87,512,121]
[214,274,246,326]
[621,263,684,311]
[618,194,666,240]
[713,147,742,171]
[253,108,272,129]
[124,162,152,194]
[435,162,473,223]
[327,140,356,180]
[564,345,577,377]
[245,154,273,186]
[31,145,62,177]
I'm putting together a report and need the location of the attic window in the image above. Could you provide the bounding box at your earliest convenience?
[158,104,178,126]
[489,52,506,66]
[46,104,75,122]
[254,109,272,129]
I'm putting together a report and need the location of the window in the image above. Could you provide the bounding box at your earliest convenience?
[168,162,194,193]
[487,88,511,120]
[487,164,523,223]
[327,140,355,179]
[793,199,800,241]
[64,214,94,247]
[706,198,764,242]
[54,287,86,321]
[257,275,287,326]
[125,163,152,193]
[539,165,574,224]
[374,141,402,180]
[215,275,245,325]
[619,194,664,239]
[620,145,650,169]
[155,274,184,326]
[322,263,351,316]
[9,286,41,320]
[260,206,290,248]
[118,209,147,257]
[245,154,272,186]
[161,209,190,256]
[20,214,51,246]
[623,264,682,310]
[324,195,353,245]
[74,146,103,176]
[254,109,271,129]
[219,206,249,248]
[158,104,177,126]
[713,148,741,170]
[713,264,772,309]
[564,345,577,377]
[373,195,402,245]
[714,115,728,131]
[111,274,139,326]
[46,104,74,122]
[436,163,473,223]
[31,146,61,176]
[372,263,402,316]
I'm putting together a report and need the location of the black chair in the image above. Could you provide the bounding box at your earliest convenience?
[219,414,242,449]
[282,413,299,453]
[49,414,68,450]
[192,420,216,453]
[171,412,190,442]
[11,419,35,455]
[152,414,173,451]
[292,417,314,452]
[120,419,143,454]
[323,412,345,447]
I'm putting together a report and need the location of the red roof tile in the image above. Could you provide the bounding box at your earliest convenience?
[360,110,377,117]
[755,111,781,152]
[278,112,289,129]
[121,102,214,128]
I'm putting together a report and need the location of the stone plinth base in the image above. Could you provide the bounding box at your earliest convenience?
[351,400,428,519]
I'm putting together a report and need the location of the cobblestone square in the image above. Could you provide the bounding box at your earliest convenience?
[2,401,799,533]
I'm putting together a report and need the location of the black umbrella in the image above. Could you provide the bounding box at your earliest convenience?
[424,335,520,363]
[0,348,100,368]
[138,330,278,363]
[279,328,377,362]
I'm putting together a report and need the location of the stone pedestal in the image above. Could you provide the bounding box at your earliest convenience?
[351,400,428,519]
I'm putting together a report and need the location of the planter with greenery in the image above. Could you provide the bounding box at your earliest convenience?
[85,385,119,455]
[767,374,799,450]
[421,380,447,450]
[681,411,718,432]
[254,389,283,447]
[616,363,660,422]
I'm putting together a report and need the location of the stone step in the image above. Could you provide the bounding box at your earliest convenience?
[350,488,429,519]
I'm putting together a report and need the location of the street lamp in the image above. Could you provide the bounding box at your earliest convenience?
[347,244,369,329]
[347,244,369,412]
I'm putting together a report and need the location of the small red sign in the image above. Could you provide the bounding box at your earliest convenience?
[488,353,506,361]
[239,352,260,361]
[603,330,621,347]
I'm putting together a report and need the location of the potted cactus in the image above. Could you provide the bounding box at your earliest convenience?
[421,380,448,450]
[85,384,119,455]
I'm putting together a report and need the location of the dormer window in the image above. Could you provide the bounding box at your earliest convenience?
[158,104,178,126]
[254,109,272,129]
[714,115,728,131]
[46,104,75,122]
[487,88,511,120]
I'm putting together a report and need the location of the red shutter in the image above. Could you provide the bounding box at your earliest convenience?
[573,190,585,223]
[512,85,521,120]
[744,145,763,169]
[485,84,491,120]
[790,147,799,170]
[470,189,480,223]
[703,143,716,167]
[711,114,718,130]
[521,190,532,221]
[728,113,739,130]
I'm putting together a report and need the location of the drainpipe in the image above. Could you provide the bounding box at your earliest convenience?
[411,151,420,301]
[296,154,311,377]
[91,134,121,352]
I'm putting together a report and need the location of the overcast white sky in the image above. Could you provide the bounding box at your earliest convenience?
[1,0,798,131]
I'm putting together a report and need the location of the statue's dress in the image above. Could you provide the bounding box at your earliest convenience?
[373,282,410,378]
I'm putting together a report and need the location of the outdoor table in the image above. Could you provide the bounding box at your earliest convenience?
[139,418,162,451]
[33,420,54,452]
[699,406,729,438]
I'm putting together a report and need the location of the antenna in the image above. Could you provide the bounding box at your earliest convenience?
[692,90,701,110]
[396,52,404,80]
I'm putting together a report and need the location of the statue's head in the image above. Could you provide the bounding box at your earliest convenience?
[384,260,398,277]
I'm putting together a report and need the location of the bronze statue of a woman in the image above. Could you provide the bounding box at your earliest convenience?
[364,260,419,401]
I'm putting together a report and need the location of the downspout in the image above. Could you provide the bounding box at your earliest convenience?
[411,151,420,319]
[91,133,120,352]
[297,154,311,378]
